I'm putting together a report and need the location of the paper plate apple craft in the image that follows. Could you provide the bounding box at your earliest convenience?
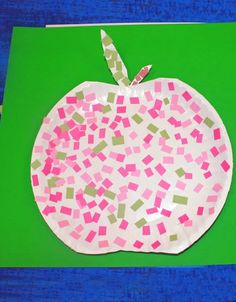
[31,30,232,254]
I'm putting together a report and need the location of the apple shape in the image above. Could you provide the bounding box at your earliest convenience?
[31,30,232,254]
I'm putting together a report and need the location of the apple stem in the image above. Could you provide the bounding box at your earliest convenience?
[130,65,152,86]
[101,30,152,87]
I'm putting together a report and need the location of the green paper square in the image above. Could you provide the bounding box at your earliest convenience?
[113,71,123,81]
[107,92,116,103]
[76,90,84,100]
[102,35,112,46]
[108,214,117,224]
[66,187,74,199]
[135,218,147,228]
[56,151,67,160]
[175,168,185,177]
[173,195,188,205]
[102,104,111,113]
[131,199,144,211]
[122,77,131,86]
[160,129,170,139]
[31,159,41,170]
[48,177,60,188]
[170,234,178,241]
[104,190,116,200]
[147,123,158,133]
[93,140,107,153]
[132,114,143,124]
[112,136,124,145]
[72,112,84,124]
[117,204,126,218]
[204,117,214,128]
[1,23,236,267]
[84,185,96,197]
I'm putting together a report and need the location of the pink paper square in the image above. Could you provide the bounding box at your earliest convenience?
[145,91,153,102]
[168,82,175,91]
[122,118,131,128]
[58,220,69,228]
[99,240,109,248]
[193,114,203,124]
[221,160,230,172]
[130,97,140,104]
[155,163,166,175]
[98,226,107,236]
[212,183,222,192]
[182,91,192,101]
[163,156,174,164]
[116,95,124,104]
[133,240,144,249]
[158,180,170,190]
[176,180,186,190]
[128,182,139,191]
[139,105,147,114]
[129,131,138,140]
[142,225,151,235]
[152,240,161,249]
[157,222,166,235]
[142,155,154,165]
[190,101,200,113]
[154,81,162,92]
[144,167,154,177]
[119,219,128,230]
[85,230,96,242]
[66,96,77,104]
[178,214,189,224]
[142,189,153,199]
[85,93,96,102]
[114,236,126,247]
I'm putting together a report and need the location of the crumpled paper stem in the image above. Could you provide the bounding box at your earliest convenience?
[101,30,151,87]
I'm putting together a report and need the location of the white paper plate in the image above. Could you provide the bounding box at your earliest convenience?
[31,78,232,254]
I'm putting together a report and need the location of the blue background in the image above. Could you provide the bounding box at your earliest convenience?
[0,1,236,301]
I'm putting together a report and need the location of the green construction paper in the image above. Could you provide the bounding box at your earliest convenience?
[1,23,236,267]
